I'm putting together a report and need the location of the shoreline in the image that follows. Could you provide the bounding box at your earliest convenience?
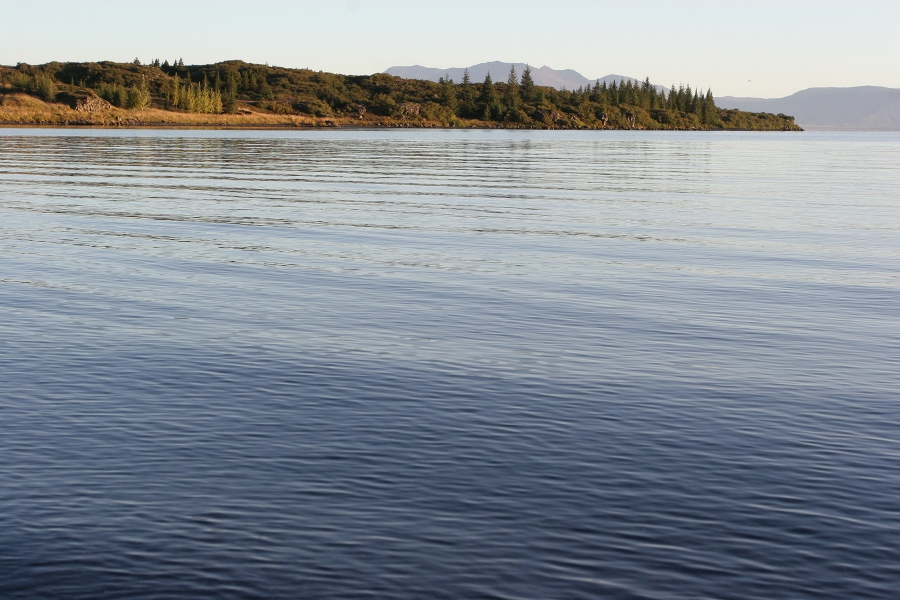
[0,120,803,132]
[0,125,805,131]
[0,95,802,132]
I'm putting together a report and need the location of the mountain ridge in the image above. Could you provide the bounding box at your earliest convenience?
[389,62,899,131]
[386,61,657,91]
[716,86,900,131]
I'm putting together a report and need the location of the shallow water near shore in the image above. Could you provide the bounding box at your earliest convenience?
[1,129,898,599]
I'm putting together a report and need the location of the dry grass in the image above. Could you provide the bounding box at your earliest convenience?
[0,93,455,129]
[3,93,742,131]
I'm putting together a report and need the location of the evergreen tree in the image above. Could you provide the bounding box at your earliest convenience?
[520,65,535,102]
[457,68,476,117]
[641,77,653,109]
[479,72,500,120]
[223,72,238,113]
[702,89,716,124]
[440,75,457,114]
[504,65,520,112]
[255,71,273,99]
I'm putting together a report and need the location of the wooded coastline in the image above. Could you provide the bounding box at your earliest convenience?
[0,60,802,131]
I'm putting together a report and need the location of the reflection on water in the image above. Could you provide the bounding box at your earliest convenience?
[1,129,898,599]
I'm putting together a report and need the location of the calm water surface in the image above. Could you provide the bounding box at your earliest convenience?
[0,129,897,599]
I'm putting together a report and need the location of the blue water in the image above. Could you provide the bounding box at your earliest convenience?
[1,129,897,599]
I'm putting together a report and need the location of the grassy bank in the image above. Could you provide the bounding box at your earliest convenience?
[0,93,802,131]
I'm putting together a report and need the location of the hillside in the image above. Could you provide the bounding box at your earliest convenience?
[0,60,800,131]
[717,86,900,131]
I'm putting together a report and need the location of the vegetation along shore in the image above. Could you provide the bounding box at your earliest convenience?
[0,60,802,130]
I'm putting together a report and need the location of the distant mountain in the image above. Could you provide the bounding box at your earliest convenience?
[716,86,900,131]
[385,61,655,91]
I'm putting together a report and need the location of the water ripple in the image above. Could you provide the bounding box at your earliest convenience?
[1,129,898,599]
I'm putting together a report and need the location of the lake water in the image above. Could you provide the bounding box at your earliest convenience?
[0,129,897,599]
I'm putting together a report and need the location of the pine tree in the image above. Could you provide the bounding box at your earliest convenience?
[223,72,238,113]
[440,75,457,114]
[479,73,500,120]
[504,65,520,112]
[702,89,715,124]
[623,79,634,105]
[642,77,653,109]
[520,65,535,103]
[457,69,476,118]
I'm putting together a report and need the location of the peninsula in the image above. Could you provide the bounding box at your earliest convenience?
[0,60,802,130]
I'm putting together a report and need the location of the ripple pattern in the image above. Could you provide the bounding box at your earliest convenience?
[0,129,898,599]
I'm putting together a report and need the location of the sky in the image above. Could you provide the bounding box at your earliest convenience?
[1,0,897,98]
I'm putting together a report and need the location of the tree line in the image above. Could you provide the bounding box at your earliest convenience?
[0,60,801,130]
[437,65,718,126]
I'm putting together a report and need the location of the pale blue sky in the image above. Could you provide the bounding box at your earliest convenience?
[2,0,897,98]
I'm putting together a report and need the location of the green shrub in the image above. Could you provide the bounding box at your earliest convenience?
[294,96,332,116]
[97,82,127,107]
[372,94,398,116]
[30,74,57,101]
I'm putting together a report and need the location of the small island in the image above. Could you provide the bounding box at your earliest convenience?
[0,59,802,131]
